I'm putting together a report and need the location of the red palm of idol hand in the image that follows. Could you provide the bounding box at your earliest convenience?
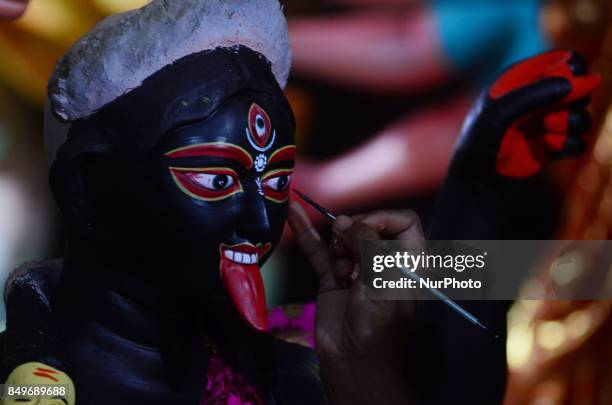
[456,50,601,179]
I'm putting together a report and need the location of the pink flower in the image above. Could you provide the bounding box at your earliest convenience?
[200,353,263,405]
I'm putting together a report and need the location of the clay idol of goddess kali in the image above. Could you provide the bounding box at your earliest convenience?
[0,0,600,404]
[1,1,327,403]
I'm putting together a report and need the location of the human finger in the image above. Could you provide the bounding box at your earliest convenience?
[288,201,337,291]
[359,209,424,240]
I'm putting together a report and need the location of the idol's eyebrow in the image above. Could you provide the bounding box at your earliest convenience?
[164,142,254,169]
[51,397,69,404]
[268,145,296,165]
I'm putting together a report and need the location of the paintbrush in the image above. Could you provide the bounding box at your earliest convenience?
[292,188,498,338]
[293,189,337,221]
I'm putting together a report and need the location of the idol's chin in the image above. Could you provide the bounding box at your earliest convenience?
[219,253,268,332]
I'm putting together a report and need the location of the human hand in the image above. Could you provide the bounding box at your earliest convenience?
[288,203,423,404]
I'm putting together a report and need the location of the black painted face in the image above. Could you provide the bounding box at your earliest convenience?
[51,48,293,332]
[142,92,294,331]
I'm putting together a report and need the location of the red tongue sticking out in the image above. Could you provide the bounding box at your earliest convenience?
[220,258,268,332]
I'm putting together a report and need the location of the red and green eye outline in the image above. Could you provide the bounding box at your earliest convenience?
[169,166,243,201]
[261,168,293,203]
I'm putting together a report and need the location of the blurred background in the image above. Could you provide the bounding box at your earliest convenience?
[0,0,611,403]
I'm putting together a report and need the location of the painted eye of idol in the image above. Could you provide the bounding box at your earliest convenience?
[261,169,292,203]
[203,173,233,190]
[248,103,272,147]
[265,174,290,191]
[168,166,242,201]
[165,142,254,201]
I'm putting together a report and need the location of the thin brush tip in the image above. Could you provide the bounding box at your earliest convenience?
[291,188,337,221]
[477,321,499,339]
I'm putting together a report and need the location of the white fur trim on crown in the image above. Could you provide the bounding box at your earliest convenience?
[48,0,291,122]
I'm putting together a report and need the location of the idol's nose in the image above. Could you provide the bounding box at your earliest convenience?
[236,179,271,240]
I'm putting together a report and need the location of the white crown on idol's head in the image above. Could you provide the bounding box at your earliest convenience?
[47,0,291,123]
[44,0,291,165]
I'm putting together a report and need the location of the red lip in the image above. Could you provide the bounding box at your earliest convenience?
[219,242,272,332]
[221,243,271,256]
